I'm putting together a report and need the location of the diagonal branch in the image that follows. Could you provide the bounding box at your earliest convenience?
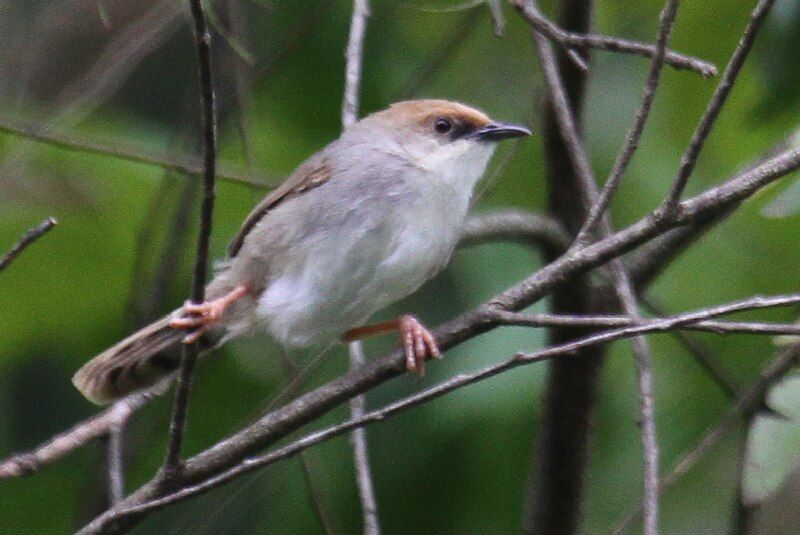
[0,217,57,273]
[509,0,716,77]
[661,0,776,211]
[85,293,800,525]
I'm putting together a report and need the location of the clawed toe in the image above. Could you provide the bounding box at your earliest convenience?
[399,315,441,378]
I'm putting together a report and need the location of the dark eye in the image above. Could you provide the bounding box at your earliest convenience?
[434,118,452,134]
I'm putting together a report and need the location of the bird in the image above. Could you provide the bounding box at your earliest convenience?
[72,99,530,404]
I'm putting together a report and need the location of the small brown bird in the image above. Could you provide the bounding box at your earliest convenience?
[73,99,530,404]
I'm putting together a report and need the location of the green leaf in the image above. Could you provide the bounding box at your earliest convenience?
[742,375,800,505]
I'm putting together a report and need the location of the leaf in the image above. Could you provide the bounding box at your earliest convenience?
[742,375,800,505]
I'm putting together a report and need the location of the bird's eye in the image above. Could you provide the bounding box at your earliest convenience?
[434,118,452,134]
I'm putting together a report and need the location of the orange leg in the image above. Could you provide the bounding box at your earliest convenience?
[169,284,249,343]
[343,315,441,377]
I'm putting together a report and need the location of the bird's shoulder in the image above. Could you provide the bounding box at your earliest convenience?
[227,150,333,257]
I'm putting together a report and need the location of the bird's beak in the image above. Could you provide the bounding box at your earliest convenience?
[472,122,532,142]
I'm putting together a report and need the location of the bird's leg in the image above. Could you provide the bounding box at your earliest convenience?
[169,284,249,343]
[342,315,441,377]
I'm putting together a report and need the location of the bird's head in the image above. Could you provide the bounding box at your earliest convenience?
[353,99,531,189]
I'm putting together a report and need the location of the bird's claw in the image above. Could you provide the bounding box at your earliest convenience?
[169,299,226,344]
[399,315,441,378]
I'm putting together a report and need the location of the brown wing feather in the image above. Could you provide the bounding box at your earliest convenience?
[227,155,332,257]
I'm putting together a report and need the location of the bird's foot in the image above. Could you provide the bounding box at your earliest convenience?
[169,284,249,343]
[398,315,441,378]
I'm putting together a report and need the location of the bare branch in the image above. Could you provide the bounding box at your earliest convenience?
[106,425,125,504]
[0,217,57,273]
[509,0,716,77]
[162,0,218,477]
[575,0,679,244]
[348,342,381,535]
[342,0,370,129]
[661,0,777,211]
[461,210,571,252]
[0,383,167,479]
[612,341,800,534]
[0,113,273,188]
[82,293,800,526]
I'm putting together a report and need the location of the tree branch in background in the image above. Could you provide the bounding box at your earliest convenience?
[509,0,716,77]
[0,217,57,272]
[612,341,800,534]
[162,0,218,478]
[660,0,777,212]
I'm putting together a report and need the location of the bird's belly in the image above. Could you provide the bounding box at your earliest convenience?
[255,206,460,347]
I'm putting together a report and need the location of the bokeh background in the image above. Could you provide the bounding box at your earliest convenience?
[1,0,800,533]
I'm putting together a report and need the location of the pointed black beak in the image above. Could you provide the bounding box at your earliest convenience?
[472,122,532,142]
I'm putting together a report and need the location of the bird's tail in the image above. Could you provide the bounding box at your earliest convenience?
[72,312,215,405]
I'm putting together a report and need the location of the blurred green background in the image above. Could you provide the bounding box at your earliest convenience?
[1,0,799,533]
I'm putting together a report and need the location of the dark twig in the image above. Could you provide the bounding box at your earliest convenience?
[611,341,800,534]
[575,0,679,245]
[0,217,57,272]
[87,294,800,524]
[509,0,716,77]
[660,0,776,212]
[527,5,661,530]
[162,0,218,477]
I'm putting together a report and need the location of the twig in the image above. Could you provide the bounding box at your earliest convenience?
[276,351,339,535]
[660,0,777,212]
[106,425,126,504]
[509,0,716,77]
[162,0,218,478]
[641,295,739,400]
[574,0,680,245]
[611,341,800,534]
[0,114,272,187]
[348,342,381,535]
[91,294,800,523]
[460,210,571,252]
[0,384,166,479]
[527,4,661,530]
[342,0,370,129]
[342,3,380,532]
[0,217,57,272]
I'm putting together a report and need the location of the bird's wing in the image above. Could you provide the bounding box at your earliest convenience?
[227,153,332,257]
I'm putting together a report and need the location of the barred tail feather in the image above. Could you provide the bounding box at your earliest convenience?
[72,314,186,404]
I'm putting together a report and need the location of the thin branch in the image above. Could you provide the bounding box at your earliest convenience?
[575,0,679,245]
[460,210,571,252]
[0,114,272,187]
[106,425,126,504]
[342,0,370,129]
[162,0,218,477]
[611,341,800,534]
[89,294,800,524]
[0,383,167,479]
[509,0,716,77]
[348,342,381,535]
[341,3,379,532]
[526,4,661,529]
[0,217,57,272]
[660,0,776,212]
